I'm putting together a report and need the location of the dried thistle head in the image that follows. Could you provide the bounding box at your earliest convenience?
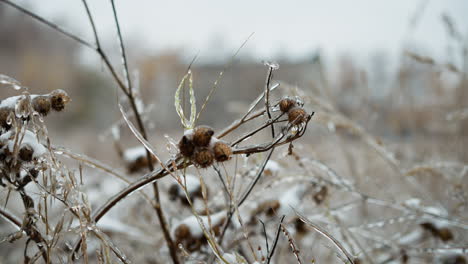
[178,135,195,157]
[174,224,191,241]
[288,107,307,125]
[213,141,232,162]
[32,96,51,116]
[168,184,180,201]
[292,217,308,234]
[0,107,12,130]
[437,227,454,242]
[313,186,328,205]
[50,89,70,112]
[279,98,296,113]
[126,155,157,174]
[193,147,214,168]
[192,126,214,147]
[19,146,34,162]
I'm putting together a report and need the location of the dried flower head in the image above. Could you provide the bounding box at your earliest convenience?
[293,217,308,234]
[288,107,307,125]
[168,184,180,201]
[127,155,157,174]
[279,98,296,113]
[192,126,214,147]
[313,186,328,205]
[213,141,232,162]
[50,89,70,112]
[32,96,51,116]
[193,147,214,168]
[19,145,34,162]
[0,107,12,130]
[437,227,454,242]
[174,224,191,241]
[178,135,195,157]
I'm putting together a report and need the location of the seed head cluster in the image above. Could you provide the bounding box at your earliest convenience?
[0,90,70,130]
[178,125,232,168]
[279,97,309,125]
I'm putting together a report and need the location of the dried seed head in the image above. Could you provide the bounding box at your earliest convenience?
[293,217,308,234]
[0,107,12,130]
[437,228,454,242]
[279,98,296,113]
[212,217,226,236]
[288,107,307,125]
[313,186,328,205]
[32,96,51,116]
[192,126,214,147]
[174,224,191,240]
[168,184,179,201]
[19,146,34,162]
[178,135,195,157]
[50,89,70,112]
[257,200,281,217]
[193,147,214,168]
[213,141,232,162]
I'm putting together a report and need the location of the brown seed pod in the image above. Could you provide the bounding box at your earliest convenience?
[279,98,296,113]
[193,147,214,168]
[168,184,179,201]
[19,145,34,162]
[292,217,308,234]
[178,135,195,157]
[50,89,70,112]
[174,224,191,241]
[288,107,307,125]
[437,227,454,242]
[255,200,281,217]
[0,107,12,130]
[313,186,328,205]
[213,141,232,162]
[32,96,51,116]
[192,126,214,147]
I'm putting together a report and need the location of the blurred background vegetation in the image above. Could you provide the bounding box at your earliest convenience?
[0,1,467,163]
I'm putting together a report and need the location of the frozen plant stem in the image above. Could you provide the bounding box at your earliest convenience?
[0,0,179,262]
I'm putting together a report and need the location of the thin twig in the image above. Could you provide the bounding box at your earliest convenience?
[264,64,276,138]
[110,0,132,91]
[294,209,355,264]
[267,215,285,264]
[0,207,22,229]
[0,0,94,49]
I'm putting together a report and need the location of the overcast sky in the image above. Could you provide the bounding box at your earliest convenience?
[10,0,468,64]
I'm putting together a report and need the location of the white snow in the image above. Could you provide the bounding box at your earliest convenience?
[397,229,424,246]
[403,198,421,208]
[208,136,220,149]
[264,160,281,174]
[172,211,225,238]
[183,174,201,194]
[0,95,22,109]
[184,129,194,140]
[123,146,147,162]
[278,184,308,216]
[0,130,47,158]
[222,252,248,263]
